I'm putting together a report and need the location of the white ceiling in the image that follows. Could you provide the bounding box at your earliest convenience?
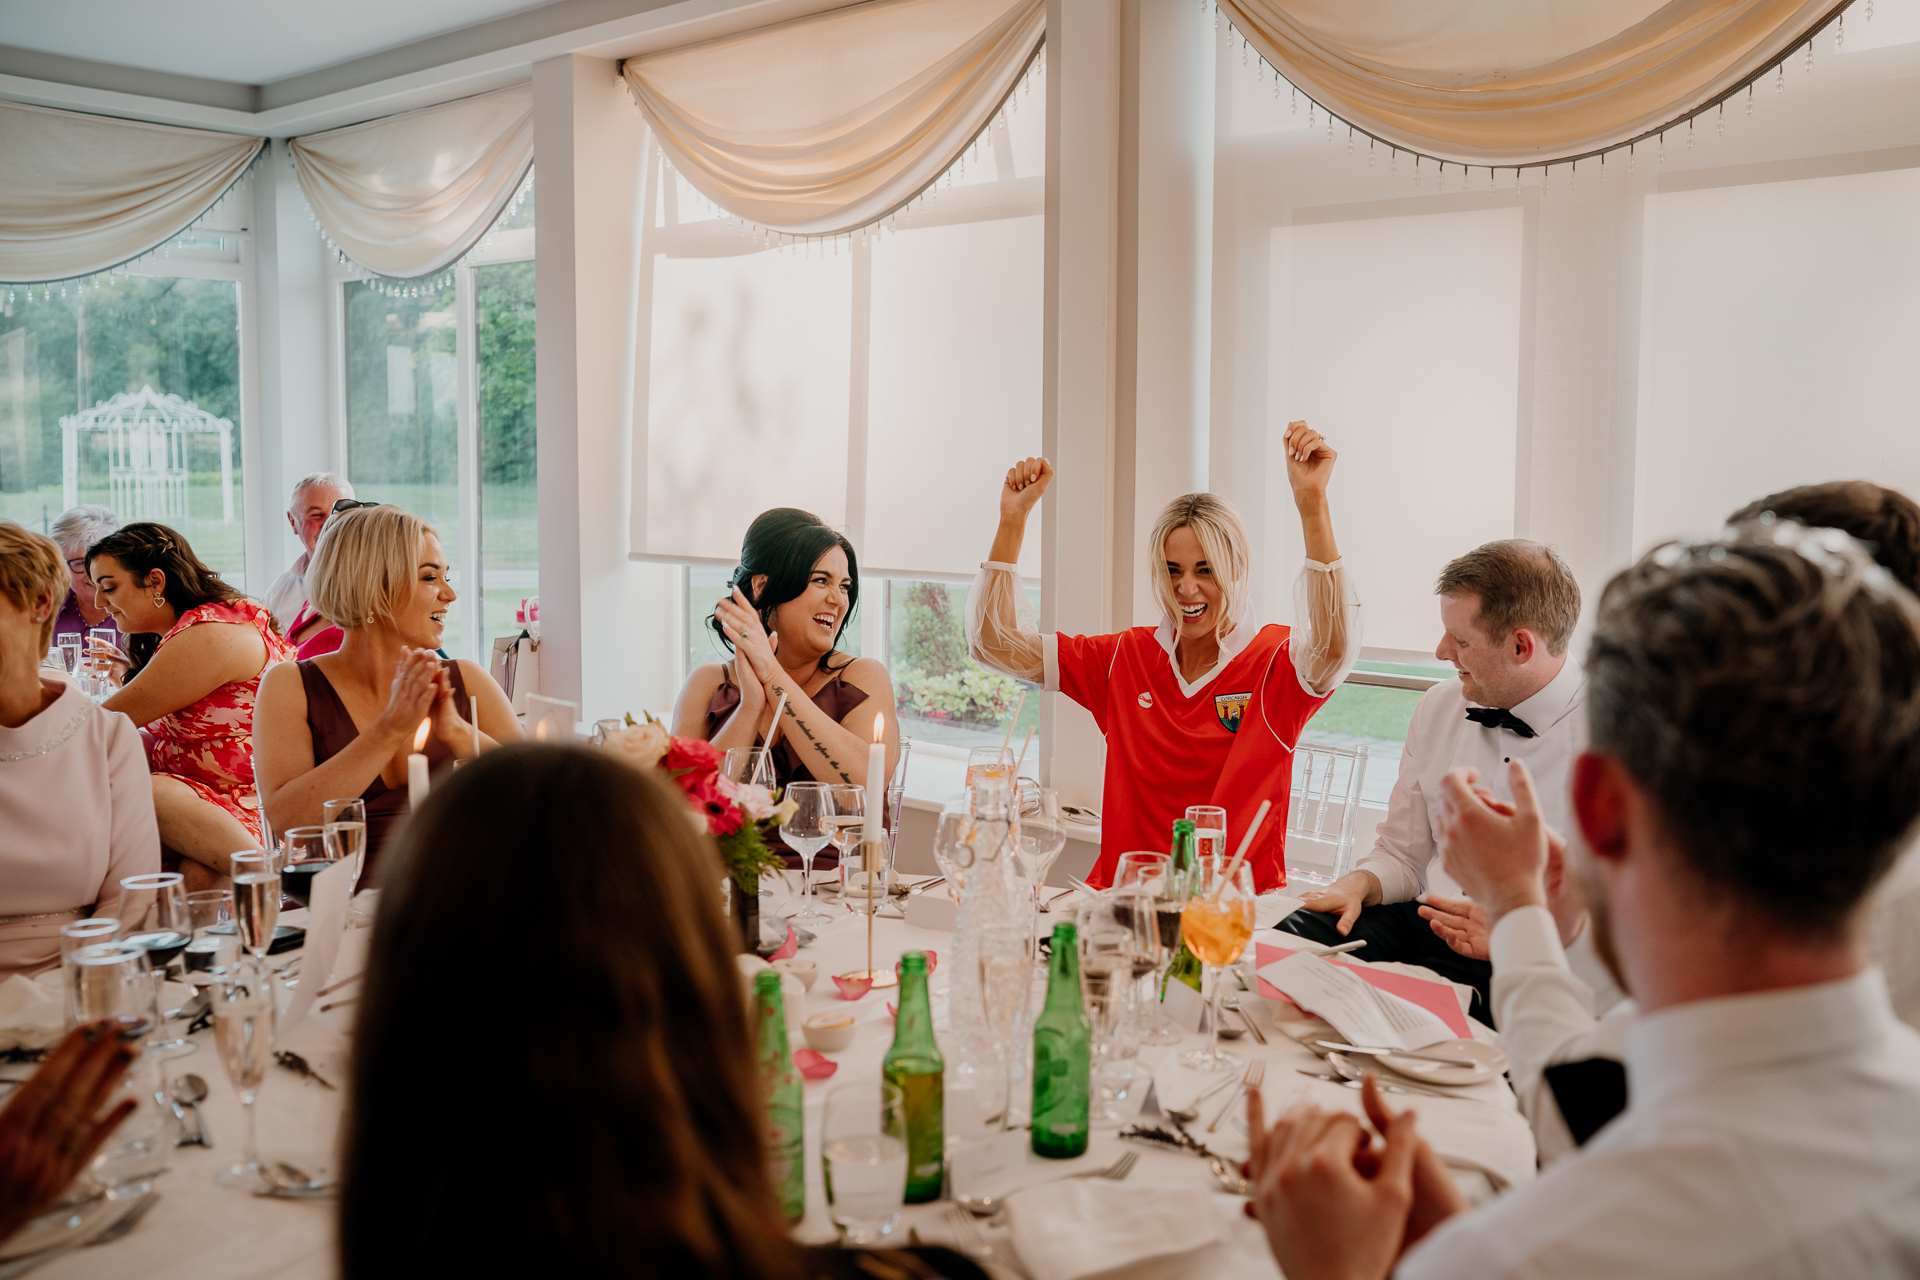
[0,0,560,85]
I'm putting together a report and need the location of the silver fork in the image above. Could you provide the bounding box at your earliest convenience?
[1207,1059,1266,1133]
[953,1149,1139,1215]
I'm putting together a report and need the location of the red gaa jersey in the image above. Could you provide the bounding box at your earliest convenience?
[1057,624,1330,893]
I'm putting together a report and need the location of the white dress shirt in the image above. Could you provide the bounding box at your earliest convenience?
[1356,660,1586,904]
[263,550,310,633]
[1401,966,1920,1279]
[1867,837,1920,1032]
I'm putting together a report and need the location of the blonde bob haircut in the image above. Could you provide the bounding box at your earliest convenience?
[307,505,438,630]
[1146,493,1253,642]
[0,521,68,654]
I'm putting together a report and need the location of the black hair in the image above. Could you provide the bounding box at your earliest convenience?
[710,508,859,673]
[85,522,253,677]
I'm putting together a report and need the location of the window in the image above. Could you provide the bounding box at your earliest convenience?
[0,234,249,587]
[1300,661,1451,806]
[653,70,1046,756]
[338,180,535,660]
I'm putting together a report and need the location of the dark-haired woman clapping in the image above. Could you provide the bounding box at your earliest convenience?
[670,508,899,814]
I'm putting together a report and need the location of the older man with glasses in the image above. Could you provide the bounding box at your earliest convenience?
[264,472,355,647]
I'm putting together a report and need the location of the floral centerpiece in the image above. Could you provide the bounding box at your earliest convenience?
[601,713,793,894]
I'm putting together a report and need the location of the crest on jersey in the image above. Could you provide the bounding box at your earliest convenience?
[1214,691,1251,733]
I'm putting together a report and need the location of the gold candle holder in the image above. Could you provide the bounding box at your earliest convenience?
[838,838,899,989]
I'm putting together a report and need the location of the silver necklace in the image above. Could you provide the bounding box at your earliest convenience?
[0,698,93,762]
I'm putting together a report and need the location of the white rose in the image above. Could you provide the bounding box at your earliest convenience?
[605,721,671,769]
[732,780,777,822]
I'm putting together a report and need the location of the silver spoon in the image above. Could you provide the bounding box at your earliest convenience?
[1209,1156,1250,1196]
[1165,1071,1240,1124]
[170,1074,211,1148]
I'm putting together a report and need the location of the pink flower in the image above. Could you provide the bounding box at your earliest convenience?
[684,774,744,836]
[665,737,723,774]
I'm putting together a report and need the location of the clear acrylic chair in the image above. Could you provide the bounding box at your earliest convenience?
[1284,743,1370,888]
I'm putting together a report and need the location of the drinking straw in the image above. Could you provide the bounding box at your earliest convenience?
[764,689,790,756]
[1211,799,1273,902]
[999,688,1027,758]
[1013,725,1037,781]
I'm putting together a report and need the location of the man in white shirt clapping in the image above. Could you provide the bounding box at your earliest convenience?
[1247,522,1920,1280]
[1279,540,1596,1022]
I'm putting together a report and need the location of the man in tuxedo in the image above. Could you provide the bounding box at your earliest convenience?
[1278,539,1593,1022]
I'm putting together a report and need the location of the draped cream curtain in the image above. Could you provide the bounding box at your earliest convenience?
[1218,0,1849,166]
[291,85,533,280]
[623,0,1044,236]
[0,101,261,284]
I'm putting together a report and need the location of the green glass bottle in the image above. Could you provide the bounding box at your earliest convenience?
[1165,820,1204,993]
[884,951,945,1202]
[752,970,806,1222]
[1031,921,1091,1158]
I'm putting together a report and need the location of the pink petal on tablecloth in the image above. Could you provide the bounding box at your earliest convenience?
[794,1049,839,1080]
[769,926,799,961]
[886,1002,896,1020]
[833,974,875,1001]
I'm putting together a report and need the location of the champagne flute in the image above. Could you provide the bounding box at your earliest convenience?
[321,798,368,889]
[229,852,280,961]
[1014,789,1069,945]
[1112,851,1182,1045]
[279,827,334,909]
[978,922,1032,1129]
[1177,857,1256,1072]
[780,783,833,925]
[1186,806,1228,867]
[211,966,278,1191]
[120,872,194,1058]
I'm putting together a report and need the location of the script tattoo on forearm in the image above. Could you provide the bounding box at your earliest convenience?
[784,702,853,784]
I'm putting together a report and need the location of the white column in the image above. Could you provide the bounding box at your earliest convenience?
[250,141,333,590]
[533,54,681,723]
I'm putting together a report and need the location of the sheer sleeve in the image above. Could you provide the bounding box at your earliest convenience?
[967,562,1046,684]
[1291,558,1363,697]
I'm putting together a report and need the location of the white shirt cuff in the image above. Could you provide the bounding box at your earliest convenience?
[1302,557,1343,573]
[981,560,1020,572]
[1490,904,1571,972]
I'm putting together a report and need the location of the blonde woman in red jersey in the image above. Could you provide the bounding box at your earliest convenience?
[967,421,1360,892]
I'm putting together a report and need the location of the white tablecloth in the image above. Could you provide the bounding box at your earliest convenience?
[24,884,1534,1280]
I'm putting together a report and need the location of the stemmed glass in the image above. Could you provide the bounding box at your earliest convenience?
[228,852,280,961]
[1112,852,1182,1045]
[322,798,368,890]
[279,827,335,909]
[978,922,1032,1129]
[780,783,833,925]
[930,803,972,905]
[965,745,1013,790]
[724,746,778,791]
[120,872,195,1058]
[211,966,278,1191]
[1178,857,1256,1072]
[825,784,874,912]
[1186,806,1228,867]
[1013,789,1068,953]
[1079,893,1149,1127]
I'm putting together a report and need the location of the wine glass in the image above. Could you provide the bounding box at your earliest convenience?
[965,745,1013,790]
[1186,806,1228,867]
[211,966,278,1191]
[780,782,833,925]
[228,852,280,961]
[1111,852,1181,1045]
[120,873,194,1058]
[322,798,368,890]
[1013,789,1068,941]
[279,827,334,909]
[1079,893,1148,1126]
[978,922,1032,1129]
[826,784,875,912]
[724,746,777,790]
[1178,857,1256,1072]
[60,917,121,959]
[60,936,149,1028]
[930,803,972,904]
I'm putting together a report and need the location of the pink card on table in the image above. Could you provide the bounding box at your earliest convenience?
[1255,942,1471,1039]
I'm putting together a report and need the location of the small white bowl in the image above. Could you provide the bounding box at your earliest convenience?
[802,1011,858,1053]
[771,957,818,991]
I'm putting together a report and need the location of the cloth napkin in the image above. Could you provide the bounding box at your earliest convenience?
[1006,1181,1224,1280]
[0,972,66,1051]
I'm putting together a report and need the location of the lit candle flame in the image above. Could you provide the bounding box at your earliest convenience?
[412,719,430,752]
[873,713,885,743]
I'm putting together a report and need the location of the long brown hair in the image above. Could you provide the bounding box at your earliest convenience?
[84,522,251,676]
[338,743,798,1279]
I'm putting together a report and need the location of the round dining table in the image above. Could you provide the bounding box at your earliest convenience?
[26,876,1535,1280]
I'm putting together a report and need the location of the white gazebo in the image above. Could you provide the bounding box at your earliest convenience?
[60,385,234,525]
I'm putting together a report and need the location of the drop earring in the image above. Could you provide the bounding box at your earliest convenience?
[152,594,166,607]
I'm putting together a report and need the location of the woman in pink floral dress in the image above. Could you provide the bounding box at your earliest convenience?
[88,524,293,889]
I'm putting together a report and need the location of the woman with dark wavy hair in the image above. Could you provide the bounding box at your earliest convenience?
[670,509,899,864]
[88,523,291,886]
[341,743,984,1280]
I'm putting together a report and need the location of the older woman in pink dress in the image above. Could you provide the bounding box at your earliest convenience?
[88,524,292,889]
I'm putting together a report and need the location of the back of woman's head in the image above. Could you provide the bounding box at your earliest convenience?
[84,522,244,674]
[340,743,795,1280]
[0,521,66,654]
[307,505,435,631]
[712,508,859,663]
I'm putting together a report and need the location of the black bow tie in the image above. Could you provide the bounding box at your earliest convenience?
[1465,707,1537,739]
